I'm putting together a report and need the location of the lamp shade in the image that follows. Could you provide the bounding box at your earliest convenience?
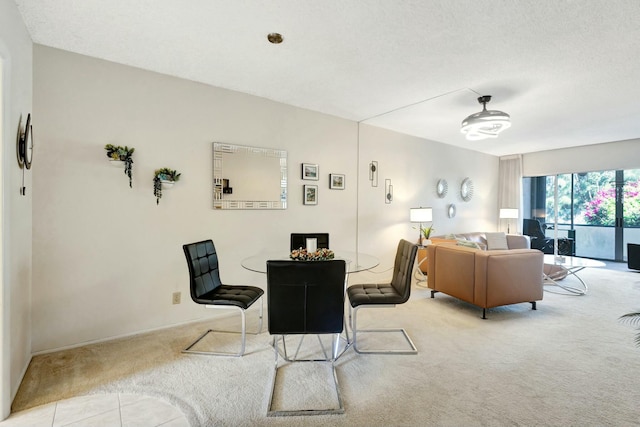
[499,208,519,219]
[410,207,433,222]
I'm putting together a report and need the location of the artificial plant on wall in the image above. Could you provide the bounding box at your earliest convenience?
[105,144,135,187]
[153,168,181,205]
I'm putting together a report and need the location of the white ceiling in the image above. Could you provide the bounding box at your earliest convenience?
[14,0,640,156]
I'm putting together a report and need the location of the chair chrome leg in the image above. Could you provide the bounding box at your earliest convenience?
[350,305,418,355]
[267,334,345,416]
[182,296,263,357]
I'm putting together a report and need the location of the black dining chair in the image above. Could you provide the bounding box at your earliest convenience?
[290,233,330,251]
[347,239,418,354]
[182,239,264,357]
[266,259,346,416]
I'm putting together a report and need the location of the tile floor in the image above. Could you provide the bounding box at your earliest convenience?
[0,393,189,427]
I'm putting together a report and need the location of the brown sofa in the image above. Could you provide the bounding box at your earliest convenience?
[431,232,531,250]
[417,233,530,274]
[426,242,544,318]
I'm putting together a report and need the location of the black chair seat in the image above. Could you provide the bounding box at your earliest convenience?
[347,283,406,306]
[196,285,263,309]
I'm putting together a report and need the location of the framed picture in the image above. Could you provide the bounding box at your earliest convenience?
[303,185,318,205]
[329,173,345,190]
[301,163,319,180]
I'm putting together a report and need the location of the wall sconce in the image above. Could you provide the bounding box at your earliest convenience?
[385,179,393,203]
[499,208,519,234]
[369,161,378,187]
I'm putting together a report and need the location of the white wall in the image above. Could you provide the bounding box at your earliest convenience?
[355,124,499,280]
[522,138,640,176]
[32,45,499,353]
[0,0,33,417]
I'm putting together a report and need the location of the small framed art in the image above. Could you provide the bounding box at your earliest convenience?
[302,163,319,180]
[303,185,318,205]
[329,173,345,190]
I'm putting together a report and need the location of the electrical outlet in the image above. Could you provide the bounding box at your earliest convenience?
[172,292,181,305]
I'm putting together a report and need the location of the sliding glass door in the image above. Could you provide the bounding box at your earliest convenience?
[524,169,640,262]
[622,169,640,261]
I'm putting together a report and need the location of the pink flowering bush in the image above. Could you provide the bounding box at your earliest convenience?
[584,182,640,226]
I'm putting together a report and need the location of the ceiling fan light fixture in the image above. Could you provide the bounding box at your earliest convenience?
[461,95,511,141]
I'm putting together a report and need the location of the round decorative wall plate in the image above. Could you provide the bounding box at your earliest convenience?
[448,203,457,218]
[436,179,448,198]
[17,113,34,169]
[460,177,474,202]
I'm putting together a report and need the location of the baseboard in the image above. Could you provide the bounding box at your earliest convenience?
[12,353,32,407]
[31,313,233,356]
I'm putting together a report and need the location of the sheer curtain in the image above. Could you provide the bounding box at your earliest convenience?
[498,155,523,233]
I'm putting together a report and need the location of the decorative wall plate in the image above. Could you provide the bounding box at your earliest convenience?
[436,179,448,198]
[448,203,457,218]
[460,177,474,202]
[18,113,34,169]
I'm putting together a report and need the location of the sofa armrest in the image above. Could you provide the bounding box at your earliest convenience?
[474,249,544,308]
[427,244,478,303]
[507,234,530,249]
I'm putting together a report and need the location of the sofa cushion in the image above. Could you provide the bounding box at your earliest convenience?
[456,239,482,250]
[485,232,509,250]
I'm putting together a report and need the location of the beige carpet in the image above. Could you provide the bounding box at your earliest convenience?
[13,266,640,426]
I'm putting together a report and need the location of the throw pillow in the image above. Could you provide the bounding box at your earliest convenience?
[456,240,481,250]
[485,232,509,250]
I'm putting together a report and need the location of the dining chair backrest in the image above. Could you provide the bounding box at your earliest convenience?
[183,240,223,301]
[267,260,345,335]
[290,233,330,251]
[390,239,418,303]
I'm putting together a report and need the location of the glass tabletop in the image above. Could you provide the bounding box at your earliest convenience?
[241,250,380,274]
[543,255,606,268]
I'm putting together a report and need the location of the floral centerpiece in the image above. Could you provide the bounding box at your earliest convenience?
[290,247,335,261]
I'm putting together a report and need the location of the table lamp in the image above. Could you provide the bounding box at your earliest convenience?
[410,207,433,245]
[499,208,519,234]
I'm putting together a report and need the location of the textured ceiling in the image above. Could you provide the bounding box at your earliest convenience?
[14,0,640,156]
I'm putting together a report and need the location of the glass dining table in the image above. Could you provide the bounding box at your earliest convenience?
[241,250,380,274]
[241,250,380,359]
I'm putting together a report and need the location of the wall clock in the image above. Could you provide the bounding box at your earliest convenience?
[436,179,448,198]
[460,177,474,202]
[18,113,34,170]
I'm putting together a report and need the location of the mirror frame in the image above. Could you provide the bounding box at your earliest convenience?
[213,142,287,210]
[436,179,448,198]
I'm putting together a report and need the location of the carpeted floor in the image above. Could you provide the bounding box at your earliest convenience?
[12,265,640,426]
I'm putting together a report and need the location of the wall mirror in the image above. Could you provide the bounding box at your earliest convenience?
[213,142,287,209]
